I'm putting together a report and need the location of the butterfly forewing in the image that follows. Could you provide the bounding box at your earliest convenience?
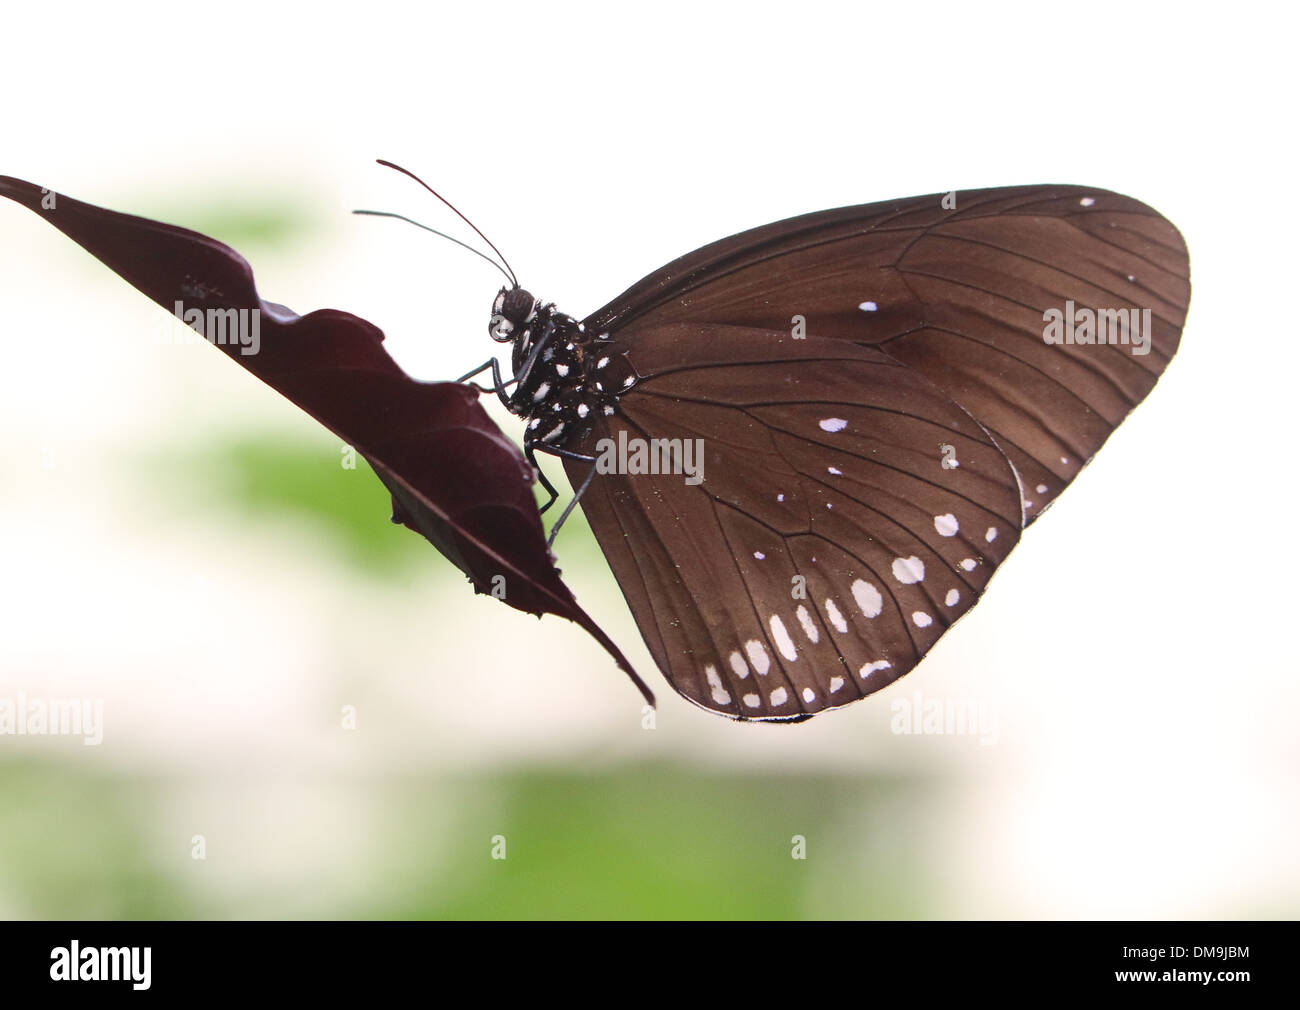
[586,185,1190,525]
[565,329,1022,720]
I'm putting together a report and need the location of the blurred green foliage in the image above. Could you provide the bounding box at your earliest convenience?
[0,762,933,919]
[134,194,318,252]
[387,766,933,920]
[138,434,423,577]
[0,762,176,919]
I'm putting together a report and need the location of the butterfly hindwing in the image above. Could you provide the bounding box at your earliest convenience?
[564,329,1022,720]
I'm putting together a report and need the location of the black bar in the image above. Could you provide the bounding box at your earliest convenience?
[0,921,1282,996]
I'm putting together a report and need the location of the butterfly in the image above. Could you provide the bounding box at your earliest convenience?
[468,185,1190,722]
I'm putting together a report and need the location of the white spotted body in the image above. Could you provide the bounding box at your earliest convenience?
[489,285,635,444]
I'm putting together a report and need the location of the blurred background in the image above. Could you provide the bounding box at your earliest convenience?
[1,2,1295,919]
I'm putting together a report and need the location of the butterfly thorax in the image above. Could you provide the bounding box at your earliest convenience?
[489,285,635,446]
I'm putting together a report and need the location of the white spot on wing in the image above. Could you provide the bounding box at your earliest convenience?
[985,527,998,543]
[704,665,731,705]
[830,676,845,693]
[769,615,798,661]
[858,300,878,312]
[860,659,891,676]
[1079,196,1096,206]
[745,640,770,675]
[824,598,848,633]
[1036,483,1048,494]
[892,556,925,584]
[828,466,842,475]
[753,551,765,560]
[819,417,848,433]
[934,514,958,537]
[912,611,932,628]
[945,588,960,606]
[802,687,816,703]
[770,687,788,706]
[729,651,749,680]
[743,693,760,708]
[795,605,819,644]
[960,558,978,571]
[851,579,883,618]
[555,364,569,377]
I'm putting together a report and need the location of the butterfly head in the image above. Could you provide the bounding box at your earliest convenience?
[489,285,537,343]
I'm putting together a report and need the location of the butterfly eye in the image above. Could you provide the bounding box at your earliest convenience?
[489,313,514,342]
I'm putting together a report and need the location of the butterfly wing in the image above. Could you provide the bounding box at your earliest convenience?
[564,328,1022,720]
[586,185,1190,524]
[565,185,1188,718]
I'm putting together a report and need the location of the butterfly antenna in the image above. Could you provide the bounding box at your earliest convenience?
[351,209,514,285]
[375,159,519,287]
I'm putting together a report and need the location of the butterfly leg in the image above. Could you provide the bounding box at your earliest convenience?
[456,358,517,407]
[530,444,601,466]
[524,442,562,514]
[527,442,599,546]
[510,326,556,391]
[545,459,599,548]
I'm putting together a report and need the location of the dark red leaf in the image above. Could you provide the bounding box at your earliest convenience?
[0,175,652,706]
